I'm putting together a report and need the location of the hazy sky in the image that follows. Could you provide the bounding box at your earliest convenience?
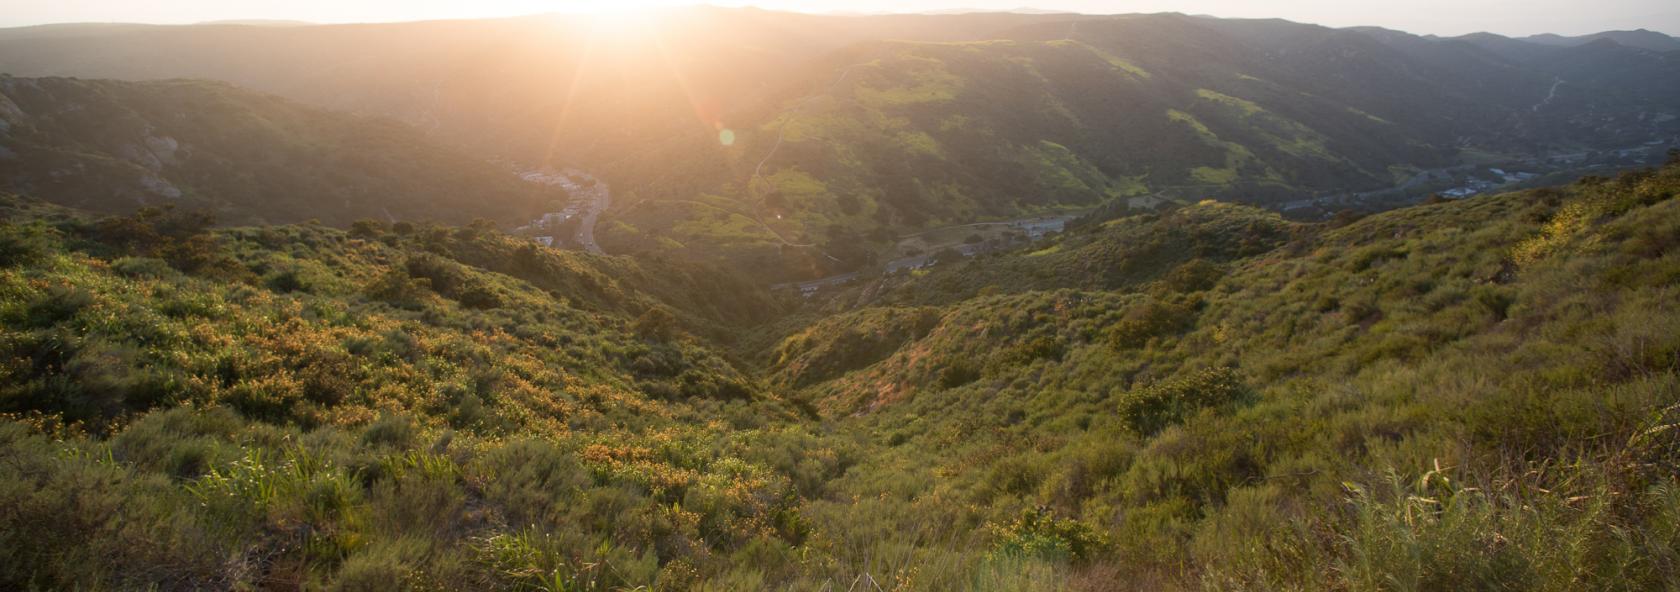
[4,0,1677,37]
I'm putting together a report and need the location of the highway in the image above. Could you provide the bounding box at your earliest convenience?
[517,168,609,255]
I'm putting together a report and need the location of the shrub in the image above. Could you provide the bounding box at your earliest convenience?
[0,223,51,266]
[1161,259,1226,293]
[633,307,679,341]
[57,340,172,421]
[1107,298,1196,351]
[362,414,418,449]
[938,359,981,389]
[987,507,1110,564]
[404,254,462,295]
[987,335,1066,373]
[471,440,592,528]
[267,268,310,293]
[23,283,94,328]
[331,545,417,592]
[348,219,386,240]
[111,256,177,279]
[1117,367,1250,435]
[367,266,430,309]
[454,278,502,310]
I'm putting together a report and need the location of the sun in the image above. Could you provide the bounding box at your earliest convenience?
[570,2,668,35]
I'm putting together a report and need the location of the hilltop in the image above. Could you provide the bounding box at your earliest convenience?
[1521,28,1680,52]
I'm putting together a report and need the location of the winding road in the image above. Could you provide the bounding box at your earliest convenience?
[1533,77,1564,113]
[739,64,868,261]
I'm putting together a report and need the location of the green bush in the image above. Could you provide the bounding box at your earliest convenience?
[0,223,53,267]
[939,359,981,389]
[1106,297,1197,350]
[987,507,1110,564]
[1117,367,1250,435]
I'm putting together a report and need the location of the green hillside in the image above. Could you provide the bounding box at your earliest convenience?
[3,12,1676,281]
[0,194,808,589]
[596,14,1679,281]
[761,158,1680,588]
[4,139,1679,590]
[864,199,1302,305]
[0,76,564,226]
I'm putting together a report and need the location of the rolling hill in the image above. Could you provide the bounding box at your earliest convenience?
[1522,28,1680,52]
[3,144,1678,589]
[2,6,1680,590]
[0,76,565,226]
[2,12,1675,282]
[596,13,1680,280]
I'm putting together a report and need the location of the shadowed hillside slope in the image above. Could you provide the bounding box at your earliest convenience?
[0,76,565,226]
[595,13,1680,280]
[3,11,1676,281]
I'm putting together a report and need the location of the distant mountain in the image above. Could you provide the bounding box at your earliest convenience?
[0,10,1675,280]
[0,8,1095,165]
[1449,31,1680,108]
[1459,29,1680,61]
[916,7,1072,15]
[600,13,1680,279]
[1452,31,1560,62]
[0,76,563,226]
[1523,29,1680,52]
[193,19,314,27]
[0,22,167,40]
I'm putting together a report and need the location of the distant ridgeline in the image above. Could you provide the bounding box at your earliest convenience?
[1,13,1677,281]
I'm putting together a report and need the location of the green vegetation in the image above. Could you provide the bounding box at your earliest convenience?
[869,199,1297,305]
[0,76,563,226]
[0,194,816,589]
[0,8,1678,587]
[4,156,1678,588]
[7,11,1676,283]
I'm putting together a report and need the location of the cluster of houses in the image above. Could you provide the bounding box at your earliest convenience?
[514,169,593,246]
[1437,167,1540,199]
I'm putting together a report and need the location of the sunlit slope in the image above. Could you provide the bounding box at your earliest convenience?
[2,10,1675,279]
[0,76,562,225]
[771,159,1680,419]
[759,162,1680,588]
[598,13,1679,280]
[0,194,816,589]
[2,154,1679,589]
[600,34,1409,278]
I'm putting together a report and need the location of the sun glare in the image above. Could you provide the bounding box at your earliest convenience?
[575,3,664,35]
